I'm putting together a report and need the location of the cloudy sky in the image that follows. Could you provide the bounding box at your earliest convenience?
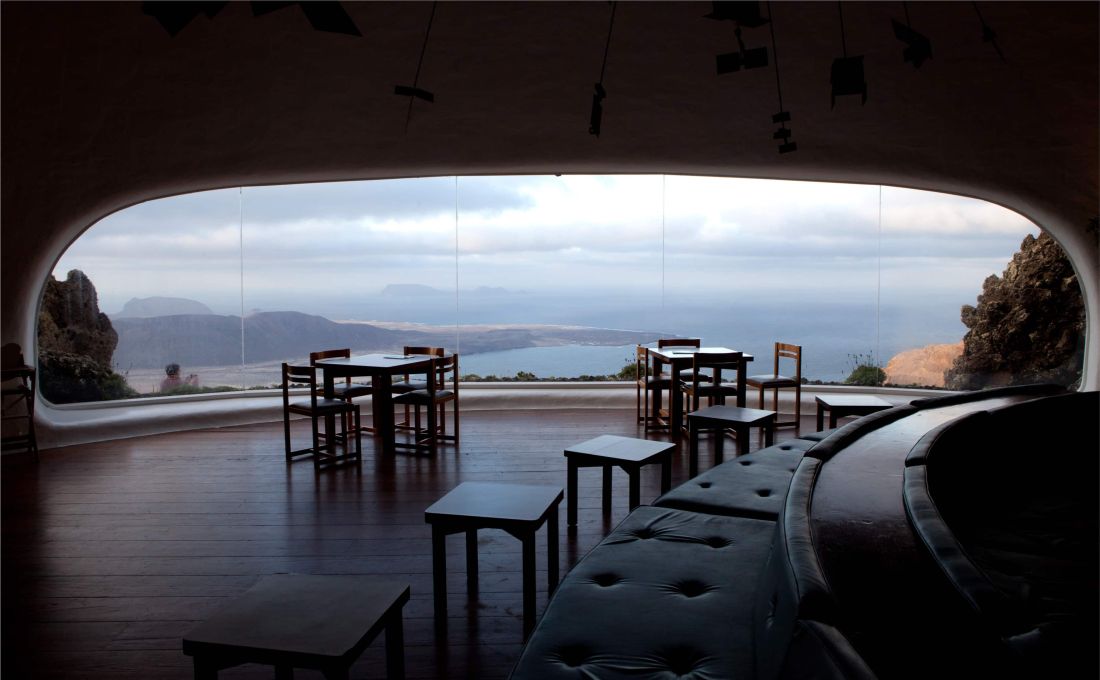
[55,174,1038,319]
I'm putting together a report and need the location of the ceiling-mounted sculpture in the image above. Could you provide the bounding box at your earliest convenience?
[143,1,362,38]
[831,2,867,107]
[707,1,769,74]
[892,2,932,68]
[767,2,796,153]
[972,2,1006,61]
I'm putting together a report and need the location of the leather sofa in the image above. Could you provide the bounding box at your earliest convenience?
[510,385,1097,679]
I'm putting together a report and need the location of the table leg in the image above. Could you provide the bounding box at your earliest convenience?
[431,525,447,624]
[715,424,725,464]
[735,426,749,457]
[566,459,578,527]
[373,373,396,455]
[320,667,347,680]
[601,465,612,515]
[385,611,406,680]
[816,403,825,432]
[547,504,559,594]
[830,410,839,429]
[670,364,683,438]
[627,468,640,510]
[276,665,295,680]
[660,456,671,493]
[764,419,775,447]
[521,533,536,640]
[465,529,478,595]
[322,371,337,457]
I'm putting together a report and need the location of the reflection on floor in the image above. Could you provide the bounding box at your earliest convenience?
[2,408,815,679]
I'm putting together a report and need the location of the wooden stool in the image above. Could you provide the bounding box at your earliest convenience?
[815,395,893,431]
[564,434,675,527]
[686,405,776,477]
[182,574,409,680]
[425,482,563,640]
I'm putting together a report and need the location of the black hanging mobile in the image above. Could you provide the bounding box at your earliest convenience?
[589,2,617,138]
[395,2,438,134]
[767,2,796,154]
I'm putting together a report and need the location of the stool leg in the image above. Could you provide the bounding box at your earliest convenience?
[385,612,406,680]
[817,405,825,432]
[193,657,219,680]
[547,504,559,593]
[431,526,447,625]
[601,465,612,515]
[661,456,671,493]
[521,534,536,640]
[689,419,699,478]
[714,425,724,465]
[627,468,640,510]
[276,665,294,680]
[765,420,774,447]
[736,426,749,456]
[566,459,578,527]
[466,529,478,595]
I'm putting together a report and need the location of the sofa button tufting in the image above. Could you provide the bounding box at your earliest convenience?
[698,481,713,488]
[591,573,621,587]
[756,489,772,497]
[672,579,713,597]
[705,536,732,548]
[738,460,753,466]
[554,644,591,668]
[633,528,655,539]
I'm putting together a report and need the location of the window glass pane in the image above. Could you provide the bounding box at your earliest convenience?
[43,189,242,401]
[455,175,664,381]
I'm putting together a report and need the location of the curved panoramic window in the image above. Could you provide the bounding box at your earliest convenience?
[40,175,1083,404]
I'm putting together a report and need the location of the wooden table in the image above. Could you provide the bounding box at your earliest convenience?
[647,346,754,436]
[182,574,409,680]
[424,482,563,639]
[564,435,675,527]
[314,353,441,456]
[815,394,893,431]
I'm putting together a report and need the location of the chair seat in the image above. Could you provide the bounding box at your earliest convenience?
[746,373,798,389]
[287,398,354,413]
[393,389,455,405]
[643,375,672,387]
[332,383,373,399]
[391,380,427,393]
[679,368,713,382]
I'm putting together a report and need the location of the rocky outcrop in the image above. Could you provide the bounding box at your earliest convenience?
[945,232,1085,390]
[885,342,963,388]
[38,270,118,367]
[37,270,133,403]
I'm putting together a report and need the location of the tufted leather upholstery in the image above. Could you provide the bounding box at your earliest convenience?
[510,505,775,680]
[654,442,811,520]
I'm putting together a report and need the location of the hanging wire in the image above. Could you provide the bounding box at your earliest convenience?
[876,185,883,366]
[660,174,667,316]
[599,2,618,84]
[404,1,438,134]
[768,2,784,113]
[238,187,246,384]
[902,0,911,26]
[837,2,848,57]
[454,175,460,356]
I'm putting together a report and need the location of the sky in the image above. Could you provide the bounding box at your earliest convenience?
[54,174,1039,320]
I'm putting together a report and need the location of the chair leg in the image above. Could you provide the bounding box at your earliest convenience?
[427,402,438,453]
[353,406,362,459]
[311,416,322,471]
[283,413,293,463]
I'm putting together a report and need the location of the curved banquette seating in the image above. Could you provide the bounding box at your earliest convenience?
[510,385,1097,680]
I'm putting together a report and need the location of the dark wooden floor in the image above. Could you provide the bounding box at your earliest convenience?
[2,408,811,679]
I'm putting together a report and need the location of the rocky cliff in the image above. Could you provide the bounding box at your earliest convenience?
[945,232,1085,390]
[37,270,134,402]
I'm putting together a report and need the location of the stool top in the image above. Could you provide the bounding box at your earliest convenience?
[425,482,563,526]
[564,434,676,462]
[182,574,409,660]
[688,405,776,426]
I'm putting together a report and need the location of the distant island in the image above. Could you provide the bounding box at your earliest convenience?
[114,296,214,318]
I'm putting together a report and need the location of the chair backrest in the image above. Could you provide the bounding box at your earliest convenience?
[310,348,352,389]
[2,343,26,370]
[691,350,743,388]
[423,354,459,395]
[282,363,318,408]
[404,346,445,381]
[775,342,802,379]
[635,345,650,382]
[658,337,701,349]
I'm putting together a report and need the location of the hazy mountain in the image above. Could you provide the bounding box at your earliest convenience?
[112,311,421,369]
[114,296,214,318]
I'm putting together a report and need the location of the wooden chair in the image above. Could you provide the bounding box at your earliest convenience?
[392,354,459,453]
[310,348,374,438]
[1,343,37,456]
[657,337,713,383]
[634,345,671,432]
[281,363,361,470]
[393,346,445,429]
[745,342,802,429]
[680,350,744,416]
